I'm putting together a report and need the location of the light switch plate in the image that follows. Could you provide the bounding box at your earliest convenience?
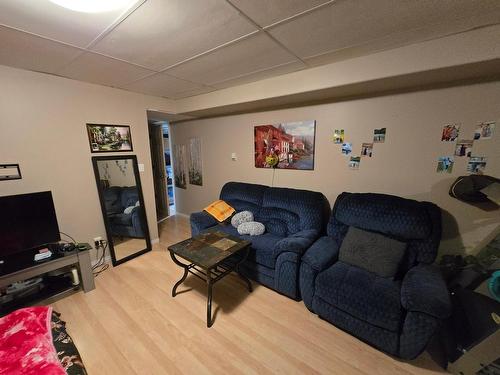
[231,153,237,161]
[138,163,145,172]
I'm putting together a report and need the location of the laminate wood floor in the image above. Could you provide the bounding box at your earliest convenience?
[52,215,446,375]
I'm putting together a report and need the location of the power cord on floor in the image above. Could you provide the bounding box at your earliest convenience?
[92,240,109,277]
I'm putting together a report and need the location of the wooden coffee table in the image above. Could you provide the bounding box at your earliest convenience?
[167,228,252,327]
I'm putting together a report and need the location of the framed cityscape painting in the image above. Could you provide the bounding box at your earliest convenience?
[86,124,133,153]
[254,120,316,170]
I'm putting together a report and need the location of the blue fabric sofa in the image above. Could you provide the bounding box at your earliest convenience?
[300,192,451,359]
[103,186,145,238]
[190,182,330,300]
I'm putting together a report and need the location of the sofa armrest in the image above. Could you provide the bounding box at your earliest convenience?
[190,211,218,235]
[273,229,319,256]
[300,236,340,309]
[301,236,340,272]
[131,207,144,236]
[401,264,451,319]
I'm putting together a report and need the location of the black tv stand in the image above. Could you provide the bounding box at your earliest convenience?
[0,246,95,315]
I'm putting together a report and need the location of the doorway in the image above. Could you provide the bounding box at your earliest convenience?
[147,114,175,224]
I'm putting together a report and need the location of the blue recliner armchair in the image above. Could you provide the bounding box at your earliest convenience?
[300,192,451,359]
[103,186,145,238]
[190,182,330,300]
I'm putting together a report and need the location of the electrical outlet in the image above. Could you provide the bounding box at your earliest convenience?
[93,236,102,249]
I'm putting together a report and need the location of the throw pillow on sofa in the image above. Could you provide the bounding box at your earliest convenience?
[231,211,254,228]
[339,226,406,278]
[123,205,135,214]
[204,200,235,222]
[237,221,265,236]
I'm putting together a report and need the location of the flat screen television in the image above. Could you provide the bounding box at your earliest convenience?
[0,191,60,259]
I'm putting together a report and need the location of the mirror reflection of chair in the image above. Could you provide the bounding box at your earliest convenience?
[92,155,151,265]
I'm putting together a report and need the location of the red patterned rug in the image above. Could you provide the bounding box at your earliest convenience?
[0,306,65,375]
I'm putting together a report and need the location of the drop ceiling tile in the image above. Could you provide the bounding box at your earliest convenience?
[228,0,331,27]
[211,61,305,89]
[57,52,155,87]
[120,72,209,98]
[168,86,219,99]
[0,26,82,74]
[268,0,500,59]
[0,0,139,47]
[304,13,500,67]
[92,0,258,70]
[166,33,298,86]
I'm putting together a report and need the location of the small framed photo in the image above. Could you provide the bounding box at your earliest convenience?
[86,124,133,153]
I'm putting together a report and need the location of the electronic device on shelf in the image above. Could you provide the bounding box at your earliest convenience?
[6,277,43,295]
[0,191,96,313]
[34,249,52,262]
[0,191,60,267]
[48,242,76,255]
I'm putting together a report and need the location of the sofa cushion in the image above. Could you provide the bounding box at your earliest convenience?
[220,182,267,215]
[121,186,139,208]
[328,192,442,270]
[315,262,402,332]
[109,213,133,226]
[103,187,122,215]
[333,192,434,240]
[245,233,283,268]
[312,294,400,355]
[339,226,407,278]
[257,187,328,237]
[211,224,239,237]
[258,208,298,236]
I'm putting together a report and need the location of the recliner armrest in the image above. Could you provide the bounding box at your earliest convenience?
[130,207,144,234]
[190,211,218,235]
[401,264,451,319]
[273,229,319,256]
[301,236,340,272]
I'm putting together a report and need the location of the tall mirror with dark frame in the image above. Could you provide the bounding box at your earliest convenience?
[92,155,151,266]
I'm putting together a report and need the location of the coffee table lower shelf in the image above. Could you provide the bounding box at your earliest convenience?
[169,250,252,327]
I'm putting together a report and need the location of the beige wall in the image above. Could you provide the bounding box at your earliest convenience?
[171,81,500,257]
[0,65,174,259]
[97,159,137,187]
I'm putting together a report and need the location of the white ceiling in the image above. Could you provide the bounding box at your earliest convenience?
[0,0,499,99]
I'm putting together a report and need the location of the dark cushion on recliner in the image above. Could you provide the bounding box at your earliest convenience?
[339,226,407,278]
[315,262,402,332]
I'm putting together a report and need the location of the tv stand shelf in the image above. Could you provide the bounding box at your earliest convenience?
[0,248,95,314]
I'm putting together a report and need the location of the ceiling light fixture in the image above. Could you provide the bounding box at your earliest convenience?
[49,0,136,13]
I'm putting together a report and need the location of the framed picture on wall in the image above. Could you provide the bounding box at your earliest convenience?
[86,124,133,153]
[254,120,316,170]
